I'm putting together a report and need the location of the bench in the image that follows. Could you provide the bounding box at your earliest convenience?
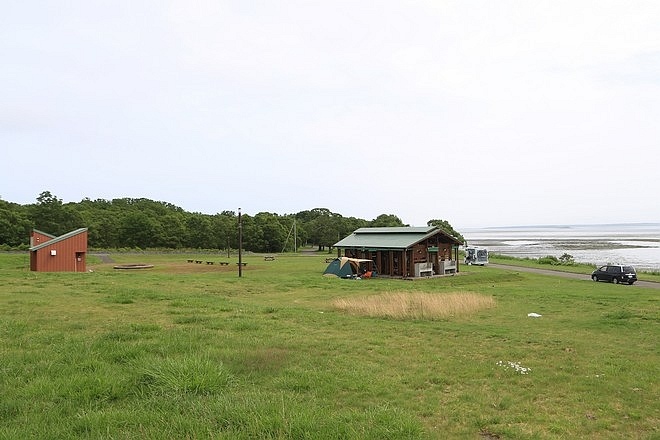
[195,260,203,264]
[219,262,230,266]
[264,256,275,261]
[206,261,214,265]
[187,259,194,263]
[237,262,247,266]
[439,260,457,275]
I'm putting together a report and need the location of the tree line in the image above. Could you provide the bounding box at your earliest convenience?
[0,191,465,252]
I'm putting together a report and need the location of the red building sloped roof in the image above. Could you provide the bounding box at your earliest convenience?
[29,228,88,251]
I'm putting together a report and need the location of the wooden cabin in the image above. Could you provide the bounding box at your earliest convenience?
[334,226,461,278]
[29,228,88,272]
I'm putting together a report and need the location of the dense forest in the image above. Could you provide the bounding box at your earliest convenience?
[0,191,465,252]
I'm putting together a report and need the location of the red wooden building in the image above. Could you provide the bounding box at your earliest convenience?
[29,228,88,272]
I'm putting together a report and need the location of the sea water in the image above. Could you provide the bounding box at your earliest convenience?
[462,223,660,271]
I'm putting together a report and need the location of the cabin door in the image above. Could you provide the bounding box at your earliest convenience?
[75,252,85,272]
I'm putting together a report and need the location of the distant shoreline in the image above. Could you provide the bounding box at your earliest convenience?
[463,223,660,270]
[463,222,660,231]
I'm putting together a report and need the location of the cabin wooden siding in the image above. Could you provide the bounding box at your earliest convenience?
[29,229,88,272]
[336,227,461,278]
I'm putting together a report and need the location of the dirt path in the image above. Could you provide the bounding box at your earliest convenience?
[91,253,115,264]
[489,263,660,289]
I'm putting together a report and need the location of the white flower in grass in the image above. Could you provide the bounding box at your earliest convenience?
[497,360,531,374]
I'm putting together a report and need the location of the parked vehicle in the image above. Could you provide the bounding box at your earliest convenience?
[464,246,488,266]
[591,265,637,284]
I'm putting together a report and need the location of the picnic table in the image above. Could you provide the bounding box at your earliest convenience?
[264,256,275,261]
[237,262,247,266]
[219,262,230,266]
[187,259,194,263]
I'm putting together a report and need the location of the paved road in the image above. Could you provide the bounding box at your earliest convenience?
[488,263,660,289]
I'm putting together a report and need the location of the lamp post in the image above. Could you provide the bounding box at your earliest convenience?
[238,208,243,277]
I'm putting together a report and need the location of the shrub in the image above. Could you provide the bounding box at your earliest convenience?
[537,255,560,265]
[538,254,575,266]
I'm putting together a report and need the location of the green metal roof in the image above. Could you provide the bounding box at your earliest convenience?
[353,226,436,234]
[334,226,460,250]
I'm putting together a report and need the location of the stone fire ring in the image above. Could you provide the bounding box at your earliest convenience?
[113,264,154,270]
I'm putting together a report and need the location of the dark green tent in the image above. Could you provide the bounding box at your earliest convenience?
[323,257,375,278]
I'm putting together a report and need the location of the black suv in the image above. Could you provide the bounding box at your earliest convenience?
[591,265,637,284]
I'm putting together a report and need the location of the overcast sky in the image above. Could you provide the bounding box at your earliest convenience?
[2,1,659,228]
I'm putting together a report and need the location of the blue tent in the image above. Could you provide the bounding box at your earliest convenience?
[323,257,376,278]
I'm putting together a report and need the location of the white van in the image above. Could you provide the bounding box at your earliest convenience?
[464,246,488,265]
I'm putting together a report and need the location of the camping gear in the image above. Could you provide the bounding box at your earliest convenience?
[323,257,376,278]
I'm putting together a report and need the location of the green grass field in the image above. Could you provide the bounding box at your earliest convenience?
[1,252,658,439]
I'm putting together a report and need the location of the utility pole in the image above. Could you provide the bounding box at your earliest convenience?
[238,208,243,277]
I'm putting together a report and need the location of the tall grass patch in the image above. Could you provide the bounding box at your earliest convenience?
[135,356,234,396]
[333,291,496,320]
